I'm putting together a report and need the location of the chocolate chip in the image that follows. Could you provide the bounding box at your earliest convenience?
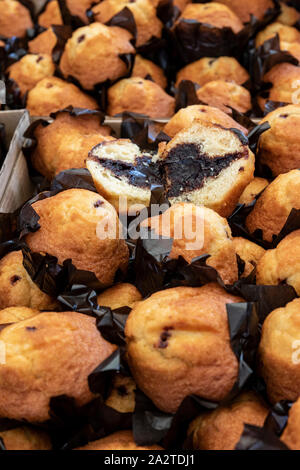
[239,167,244,172]
[26,326,37,332]
[36,56,43,63]
[10,275,21,285]
[280,114,289,119]
[117,385,128,396]
[94,200,104,208]
[77,34,85,43]
[45,83,53,89]
[157,326,174,349]
[209,58,217,65]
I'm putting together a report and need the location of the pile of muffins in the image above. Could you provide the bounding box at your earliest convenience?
[0,0,300,452]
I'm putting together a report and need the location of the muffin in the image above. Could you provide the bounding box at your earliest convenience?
[246,170,300,242]
[163,104,247,138]
[278,2,300,26]
[105,375,136,413]
[97,283,142,309]
[0,0,33,38]
[0,307,40,324]
[60,23,135,90]
[175,56,249,88]
[259,298,300,404]
[282,398,300,450]
[262,64,300,106]
[25,189,129,287]
[125,283,242,413]
[38,0,62,28]
[7,54,55,97]
[142,203,239,284]
[232,237,265,277]
[26,77,98,116]
[159,120,255,218]
[77,430,163,450]
[256,230,300,295]
[196,80,251,114]
[28,28,58,56]
[238,177,269,205]
[67,0,95,23]
[0,311,116,422]
[0,251,58,311]
[30,111,114,179]
[87,139,160,211]
[216,0,274,23]
[258,105,300,176]
[107,78,175,118]
[176,3,243,34]
[189,393,268,450]
[0,427,51,450]
[131,54,167,89]
[256,22,300,47]
[91,0,163,47]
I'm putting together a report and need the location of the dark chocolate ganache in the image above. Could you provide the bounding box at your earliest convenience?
[161,143,248,198]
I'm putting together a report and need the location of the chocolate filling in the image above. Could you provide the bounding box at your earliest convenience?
[161,143,248,198]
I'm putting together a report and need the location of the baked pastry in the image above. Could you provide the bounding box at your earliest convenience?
[278,1,300,26]
[142,203,238,284]
[131,54,167,89]
[0,307,39,323]
[76,431,163,450]
[175,56,249,88]
[107,78,175,118]
[87,139,160,211]
[66,0,95,23]
[246,170,300,242]
[0,311,116,422]
[163,104,247,138]
[256,230,300,294]
[282,398,300,450]
[0,251,58,311]
[0,427,51,450]
[256,22,300,47]
[105,375,136,413]
[26,77,98,116]
[232,237,265,277]
[259,298,300,403]
[30,111,114,179]
[125,283,242,413]
[91,0,163,47]
[25,189,129,287]
[38,0,62,28]
[28,27,59,56]
[159,120,255,218]
[60,23,135,90]
[189,392,268,450]
[0,0,33,38]
[196,80,251,114]
[261,64,300,106]
[97,283,142,309]
[216,0,274,23]
[238,177,269,205]
[176,3,243,33]
[258,105,300,176]
[7,54,55,97]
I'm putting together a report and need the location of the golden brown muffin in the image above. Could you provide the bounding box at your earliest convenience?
[278,2,300,26]
[0,0,33,38]
[107,77,175,118]
[25,189,129,287]
[91,0,163,47]
[0,427,51,450]
[105,375,136,413]
[233,237,265,277]
[259,298,300,404]
[196,80,251,114]
[217,0,274,23]
[189,392,268,450]
[258,105,300,176]
[26,77,98,116]
[238,177,269,205]
[159,121,255,218]
[256,22,300,47]
[28,27,58,56]
[142,203,238,284]
[125,284,242,413]
[246,170,300,242]
[175,56,249,88]
[163,104,247,138]
[0,251,58,311]
[256,230,300,295]
[97,283,142,309]
[38,0,62,28]
[131,54,167,89]
[60,23,135,90]
[261,63,300,107]
[0,311,116,422]
[67,0,95,23]
[177,2,243,33]
[31,112,114,179]
[282,398,300,450]
[7,54,55,97]
[77,430,163,450]
[0,307,39,323]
